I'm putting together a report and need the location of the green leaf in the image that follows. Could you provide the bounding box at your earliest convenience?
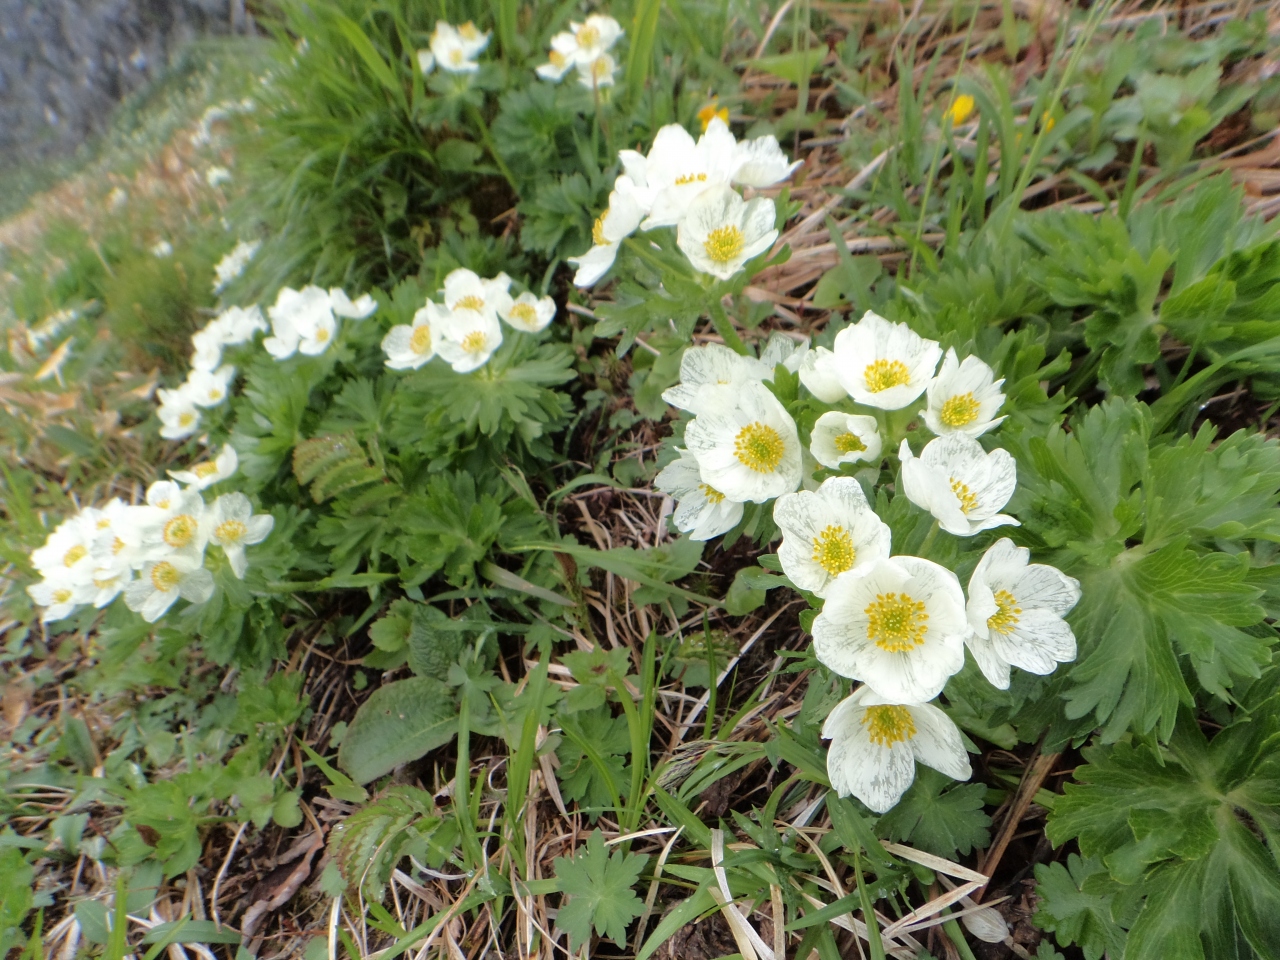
[368,599,414,652]
[751,49,823,84]
[140,920,245,946]
[875,768,991,860]
[552,829,647,950]
[406,605,480,682]
[329,786,440,901]
[1033,855,1132,960]
[338,677,459,784]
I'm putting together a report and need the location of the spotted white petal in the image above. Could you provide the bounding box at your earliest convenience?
[831,311,942,410]
[684,382,802,503]
[774,477,890,597]
[654,449,744,541]
[812,556,967,702]
[810,411,882,470]
[899,435,1018,537]
[924,348,1006,437]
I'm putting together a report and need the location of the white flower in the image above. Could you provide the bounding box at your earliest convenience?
[535,47,573,82]
[265,285,331,359]
[190,328,224,371]
[214,305,268,344]
[676,185,777,281]
[124,555,214,622]
[186,364,236,408]
[898,436,1018,537]
[823,686,971,813]
[416,49,435,74]
[773,477,891,597]
[654,449,744,541]
[759,333,808,373]
[87,566,132,608]
[662,343,768,414]
[924,349,1006,438]
[965,539,1081,689]
[576,53,616,89]
[684,382,802,502]
[570,181,646,286]
[88,498,148,572]
[382,306,436,370]
[641,119,738,229]
[133,485,208,563]
[798,346,847,403]
[811,556,967,702]
[157,385,201,440]
[810,412,882,469]
[499,292,555,333]
[730,132,804,188]
[205,493,274,578]
[441,269,511,318]
[329,288,377,319]
[27,578,93,622]
[150,240,173,258]
[213,240,261,294]
[432,306,503,373]
[831,311,942,410]
[431,21,487,73]
[30,514,99,581]
[567,15,624,63]
[169,444,238,489]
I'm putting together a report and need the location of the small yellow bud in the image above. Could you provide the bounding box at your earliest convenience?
[697,101,730,132]
[943,93,975,127]
[1041,110,1055,132]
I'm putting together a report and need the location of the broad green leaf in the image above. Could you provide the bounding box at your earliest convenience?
[338,677,458,784]
[552,829,647,950]
[876,768,991,860]
[1033,855,1132,960]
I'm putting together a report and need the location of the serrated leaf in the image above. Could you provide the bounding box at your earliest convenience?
[338,677,458,784]
[1033,854,1132,960]
[875,767,991,859]
[406,605,481,681]
[552,829,647,950]
[330,785,440,901]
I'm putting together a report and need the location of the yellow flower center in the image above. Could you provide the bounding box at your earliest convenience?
[194,462,220,478]
[549,50,566,68]
[591,213,608,246]
[178,412,195,427]
[156,498,171,510]
[454,295,485,311]
[675,172,709,186]
[207,387,224,402]
[861,705,918,747]
[449,48,464,65]
[460,331,487,354]
[833,431,866,454]
[64,545,88,566]
[410,324,433,355]
[590,58,610,81]
[812,525,856,576]
[863,359,911,393]
[163,514,198,548]
[987,589,1022,635]
[215,519,248,545]
[939,392,980,428]
[315,327,329,343]
[53,588,73,604]
[112,537,125,555]
[93,576,116,590]
[97,518,111,529]
[733,422,785,473]
[576,24,599,47]
[950,478,979,514]
[703,225,745,264]
[698,483,726,505]
[150,561,181,592]
[509,303,538,327]
[865,592,929,652]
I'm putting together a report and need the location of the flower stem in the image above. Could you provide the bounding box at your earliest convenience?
[708,297,749,356]
[466,102,519,195]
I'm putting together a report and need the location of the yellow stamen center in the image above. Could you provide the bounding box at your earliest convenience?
[833,432,866,454]
[53,588,73,604]
[576,24,599,47]
[698,483,725,505]
[193,462,220,478]
[703,225,745,264]
[163,514,197,548]
[460,331,487,354]
[863,359,911,393]
[950,478,979,514]
[215,519,248,545]
[590,58,610,81]
[509,303,538,327]
[865,592,929,652]
[178,412,195,427]
[150,561,181,592]
[812,525,856,576]
[207,387,224,401]
[97,519,111,529]
[449,48,464,65]
[939,392,980,428]
[733,422,785,473]
[315,327,329,343]
[549,50,566,68]
[64,545,87,566]
[987,589,1022,635]
[454,295,485,311]
[410,324,433,355]
[591,212,608,246]
[675,172,709,186]
[861,705,917,747]
[112,537,125,555]
[156,498,171,510]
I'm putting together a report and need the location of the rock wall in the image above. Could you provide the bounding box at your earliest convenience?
[0,0,244,171]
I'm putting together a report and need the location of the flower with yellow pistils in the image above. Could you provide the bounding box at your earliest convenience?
[654,449,744,541]
[965,538,1080,689]
[811,555,968,703]
[823,685,971,813]
[169,444,238,490]
[676,184,777,280]
[382,307,436,370]
[810,411,882,469]
[431,305,503,373]
[205,493,274,579]
[898,435,1018,537]
[157,385,201,439]
[830,310,942,410]
[430,21,488,74]
[684,381,802,503]
[498,292,556,333]
[773,477,891,598]
[124,554,214,622]
[27,578,94,623]
[569,180,645,286]
[923,348,1006,438]
[441,268,512,320]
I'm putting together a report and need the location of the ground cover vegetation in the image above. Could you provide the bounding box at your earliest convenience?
[5,1,1280,958]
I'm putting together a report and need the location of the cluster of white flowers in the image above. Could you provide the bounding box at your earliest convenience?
[655,310,1081,812]
[571,117,801,286]
[263,285,377,361]
[157,306,269,440]
[26,446,274,625]
[417,21,489,75]
[381,268,555,374]
[212,240,261,294]
[536,15,623,89]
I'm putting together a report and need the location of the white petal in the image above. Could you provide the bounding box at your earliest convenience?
[906,702,972,781]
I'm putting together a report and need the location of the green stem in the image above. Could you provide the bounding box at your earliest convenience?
[941,914,980,960]
[708,298,749,355]
[466,102,519,195]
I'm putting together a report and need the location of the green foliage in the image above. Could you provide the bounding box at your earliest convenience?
[330,785,441,900]
[1034,854,1135,960]
[552,829,647,951]
[337,677,459,785]
[875,769,991,860]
